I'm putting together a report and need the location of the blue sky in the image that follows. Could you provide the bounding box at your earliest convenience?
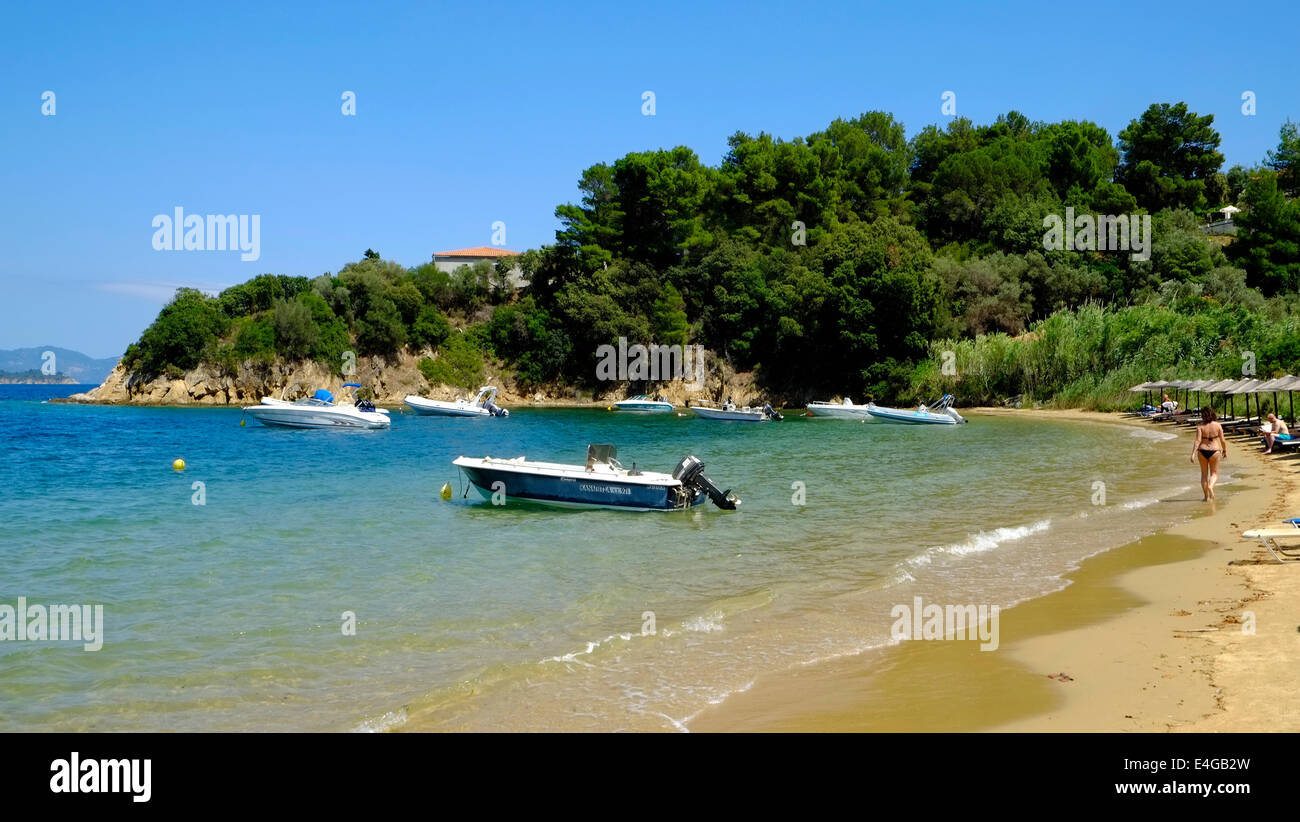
[2,0,1295,358]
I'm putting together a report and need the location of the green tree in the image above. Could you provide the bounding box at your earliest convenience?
[272,298,320,360]
[1230,170,1300,294]
[124,288,229,377]
[410,305,451,350]
[1116,103,1224,212]
[651,282,689,347]
[1266,119,1300,197]
[355,295,406,356]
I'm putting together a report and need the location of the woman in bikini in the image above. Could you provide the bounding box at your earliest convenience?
[1191,407,1227,501]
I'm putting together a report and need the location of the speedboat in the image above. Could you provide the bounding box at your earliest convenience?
[612,395,674,412]
[807,397,879,420]
[866,394,966,425]
[453,444,739,511]
[691,401,783,422]
[243,384,391,429]
[404,385,508,417]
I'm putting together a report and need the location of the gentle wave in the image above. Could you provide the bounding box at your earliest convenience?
[540,607,732,668]
[1128,426,1178,441]
[352,708,408,733]
[908,519,1053,567]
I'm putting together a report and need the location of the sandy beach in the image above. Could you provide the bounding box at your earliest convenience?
[691,407,1300,732]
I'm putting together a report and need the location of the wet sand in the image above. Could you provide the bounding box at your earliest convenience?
[690,408,1299,732]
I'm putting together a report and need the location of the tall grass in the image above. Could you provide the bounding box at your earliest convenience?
[910,302,1298,410]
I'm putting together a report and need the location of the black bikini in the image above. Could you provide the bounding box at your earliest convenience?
[1197,425,1222,460]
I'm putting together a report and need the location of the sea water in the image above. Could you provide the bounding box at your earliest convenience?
[0,387,1203,731]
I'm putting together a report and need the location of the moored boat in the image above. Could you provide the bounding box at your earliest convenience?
[691,401,783,422]
[612,395,674,412]
[453,444,739,511]
[807,397,879,420]
[242,384,391,429]
[866,394,966,425]
[404,386,509,417]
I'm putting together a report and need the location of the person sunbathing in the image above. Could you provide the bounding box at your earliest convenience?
[1262,413,1292,454]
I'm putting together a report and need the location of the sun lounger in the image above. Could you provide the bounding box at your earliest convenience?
[1242,529,1300,563]
[1222,417,1263,432]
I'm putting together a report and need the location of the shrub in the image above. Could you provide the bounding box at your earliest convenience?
[272,298,320,360]
[123,288,229,378]
[418,332,485,388]
[355,295,406,356]
[410,306,451,350]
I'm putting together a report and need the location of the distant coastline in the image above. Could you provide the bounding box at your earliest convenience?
[0,372,78,385]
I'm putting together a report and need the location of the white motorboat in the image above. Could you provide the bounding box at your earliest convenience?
[453,444,739,511]
[807,397,879,420]
[690,401,783,422]
[243,384,391,429]
[612,394,674,412]
[404,386,509,417]
[866,394,966,425]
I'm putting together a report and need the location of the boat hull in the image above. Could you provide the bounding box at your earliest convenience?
[243,406,391,429]
[404,396,490,417]
[455,461,705,511]
[691,407,767,421]
[807,402,878,420]
[612,401,674,412]
[865,406,959,425]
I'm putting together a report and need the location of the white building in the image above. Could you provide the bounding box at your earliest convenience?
[432,246,527,289]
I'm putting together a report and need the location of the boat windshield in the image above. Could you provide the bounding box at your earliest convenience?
[586,443,620,468]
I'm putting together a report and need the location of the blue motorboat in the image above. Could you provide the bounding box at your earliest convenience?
[452,445,739,511]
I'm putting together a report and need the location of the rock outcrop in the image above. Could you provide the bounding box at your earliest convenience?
[61,350,777,408]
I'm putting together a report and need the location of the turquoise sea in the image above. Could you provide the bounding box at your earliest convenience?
[0,385,1206,731]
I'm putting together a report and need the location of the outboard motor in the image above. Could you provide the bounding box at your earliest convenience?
[484,401,509,417]
[673,455,740,510]
[762,403,783,421]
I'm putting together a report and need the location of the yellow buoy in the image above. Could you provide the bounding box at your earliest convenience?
[172,458,186,471]
[439,482,452,501]
[239,418,246,426]
[606,406,613,411]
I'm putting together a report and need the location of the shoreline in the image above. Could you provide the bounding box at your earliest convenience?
[689,407,1297,732]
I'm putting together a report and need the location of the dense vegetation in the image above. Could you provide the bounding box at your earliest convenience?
[123,103,1300,406]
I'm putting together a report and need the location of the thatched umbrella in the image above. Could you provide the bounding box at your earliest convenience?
[1232,378,1263,422]
[1128,381,1162,408]
[1202,379,1239,414]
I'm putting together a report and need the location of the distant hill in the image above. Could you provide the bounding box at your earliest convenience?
[0,370,77,384]
[0,347,120,384]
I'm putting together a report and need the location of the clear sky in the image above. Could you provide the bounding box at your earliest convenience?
[2,0,1295,358]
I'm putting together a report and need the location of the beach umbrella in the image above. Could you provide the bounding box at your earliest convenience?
[1233,378,1262,421]
[1202,379,1238,413]
[1210,379,1238,416]
[1128,381,1162,407]
[1190,379,1215,410]
[1261,375,1296,422]
[1256,376,1293,419]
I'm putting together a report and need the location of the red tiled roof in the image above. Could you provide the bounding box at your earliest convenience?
[433,246,521,258]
